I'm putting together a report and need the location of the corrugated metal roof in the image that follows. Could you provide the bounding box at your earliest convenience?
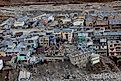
[85,16,93,22]
[6,49,19,53]
[0,18,15,26]
[103,32,121,35]
[62,29,73,33]
[109,19,121,25]
[54,29,61,33]
[17,16,29,22]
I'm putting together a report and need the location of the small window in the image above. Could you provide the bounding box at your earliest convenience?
[28,40,33,43]
[116,41,119,43]
[102,46,104,48]
[21,48,25,51]
[114,44,117,46]
[110,45,113,47]
[110,41,113,43]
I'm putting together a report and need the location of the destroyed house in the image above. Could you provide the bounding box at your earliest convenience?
[69,46,91,68]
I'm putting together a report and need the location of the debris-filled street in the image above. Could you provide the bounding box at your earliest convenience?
[0,1,121,81]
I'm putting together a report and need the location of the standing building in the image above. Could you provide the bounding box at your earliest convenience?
[109,19,121,31]
[92,31,121,56]
[108,40,121,58]
[24,36,39,48]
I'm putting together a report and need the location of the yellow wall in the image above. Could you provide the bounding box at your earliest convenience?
[0,52,6,57]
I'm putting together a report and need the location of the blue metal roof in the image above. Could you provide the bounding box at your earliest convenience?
[103,32,121,35]
[54,29,61,33]
[109,19,121,25]
[17,16,30,22]
[62,29,73,33]
[0,18,15,26]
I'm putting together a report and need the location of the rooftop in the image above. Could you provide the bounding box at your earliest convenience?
[109,19,121,25]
